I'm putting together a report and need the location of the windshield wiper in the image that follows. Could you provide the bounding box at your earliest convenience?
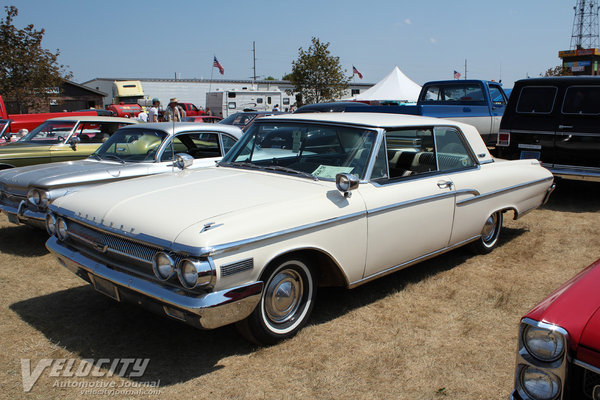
[88,153,102,161]
[101,154,125,164]
[263,165,318,181]
[217,161,262,170]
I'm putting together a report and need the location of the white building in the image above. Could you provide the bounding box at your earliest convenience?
[82,78,374,110]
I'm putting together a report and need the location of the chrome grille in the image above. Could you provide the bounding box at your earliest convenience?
[583,367,600,398]
[221,258,253,277]
[0,191,25,208]
[67,220,159,265]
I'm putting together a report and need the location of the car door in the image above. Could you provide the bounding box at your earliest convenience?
[554,85,600,171]
[358,126,457,279]
[488,83,508,139]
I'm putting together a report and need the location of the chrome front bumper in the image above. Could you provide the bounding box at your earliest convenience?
[46,236,264,329]
[0,199,46,228]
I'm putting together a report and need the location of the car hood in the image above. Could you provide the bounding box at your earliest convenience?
[0,159,151,189]
[526,259,600,354]
[50,167,356,251]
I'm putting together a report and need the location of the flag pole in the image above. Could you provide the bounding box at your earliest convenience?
[209,55,215,93]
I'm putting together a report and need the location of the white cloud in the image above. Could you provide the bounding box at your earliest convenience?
[429,37,437,44]
[405,18,412,25]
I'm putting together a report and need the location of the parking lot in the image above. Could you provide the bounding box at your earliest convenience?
[1,179,598,400]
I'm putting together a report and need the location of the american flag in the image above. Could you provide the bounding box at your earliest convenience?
[352,65,363,79]
[453,70,461,79]
[213,56,224,75]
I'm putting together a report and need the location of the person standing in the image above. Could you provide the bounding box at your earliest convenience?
[148,98,160,122]
[137,107,148,122]
[165,98,186,122]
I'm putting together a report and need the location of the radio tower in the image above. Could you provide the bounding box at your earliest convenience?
[570,0,599,49]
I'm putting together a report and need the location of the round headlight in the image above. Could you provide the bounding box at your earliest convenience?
[45,213,57,236]
[520,366,560,400]
[177,259,214,289]
[38,191,49,208]
[56,217,68,240]
[523,325,565,362]
[152,252,175,281]
[27,189,41,206]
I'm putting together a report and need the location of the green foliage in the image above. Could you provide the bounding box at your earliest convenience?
[541,65,572,77]
[0,6,72,112]
[287,37,350,106]
[264,76,275,81]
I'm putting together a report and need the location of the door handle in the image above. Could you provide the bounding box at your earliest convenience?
[437,180,453,189]
[558,125,573,130]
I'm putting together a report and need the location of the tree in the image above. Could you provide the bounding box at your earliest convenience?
[0,6,72,113]
[287,37,350,106]
[541,65,572,77]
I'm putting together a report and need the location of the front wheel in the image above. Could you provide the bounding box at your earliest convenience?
[470,211,503,254]
[236,256,316,345]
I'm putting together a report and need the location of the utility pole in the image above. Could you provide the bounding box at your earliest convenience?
[252,41,257,85]
[464,59,468,80]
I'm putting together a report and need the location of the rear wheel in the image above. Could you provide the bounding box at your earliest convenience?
[470,211,503,254]
[236,256,316,345]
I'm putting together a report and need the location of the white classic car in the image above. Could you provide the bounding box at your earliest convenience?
[0,122,242,229]
[45,113,555,344]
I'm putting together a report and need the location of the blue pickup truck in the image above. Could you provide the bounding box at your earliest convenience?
[296,79,509,145]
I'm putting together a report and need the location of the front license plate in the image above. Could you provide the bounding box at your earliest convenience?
[7,213,19,224]
[91,275,120,301]
[520,150,541,160]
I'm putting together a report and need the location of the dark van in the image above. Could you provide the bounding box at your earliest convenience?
[496,77,600,181]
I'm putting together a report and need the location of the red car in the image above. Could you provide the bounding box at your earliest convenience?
[182,115,222,124]
[511,258,600,400]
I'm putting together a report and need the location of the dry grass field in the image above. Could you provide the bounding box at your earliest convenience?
[0,179,598,400]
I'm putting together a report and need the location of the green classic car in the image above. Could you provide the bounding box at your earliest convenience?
[0,116,137,168]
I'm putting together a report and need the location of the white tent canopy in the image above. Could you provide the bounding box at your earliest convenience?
[352,66,422,102]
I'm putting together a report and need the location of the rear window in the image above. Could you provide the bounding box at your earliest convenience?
[562,86,600,115]
[420,84,486,105]
[516,86,557,114]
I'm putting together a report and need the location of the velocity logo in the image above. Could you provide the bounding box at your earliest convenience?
[20,358,150,392]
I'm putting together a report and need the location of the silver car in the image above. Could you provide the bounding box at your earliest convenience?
[0,122,242,229]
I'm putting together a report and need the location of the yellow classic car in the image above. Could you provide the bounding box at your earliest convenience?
[0,116,137,168]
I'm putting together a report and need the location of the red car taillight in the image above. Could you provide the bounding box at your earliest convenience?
[497,129,510,147]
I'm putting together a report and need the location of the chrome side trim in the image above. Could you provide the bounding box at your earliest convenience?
[456,177,553,206]
[367,189,479,217]
[509,129,555,135]
[574,359,600,376]
[348,235,480,288]
[197,210,367,257]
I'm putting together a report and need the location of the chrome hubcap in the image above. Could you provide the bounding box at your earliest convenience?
[481,213,498,242]
[265,269,303,324]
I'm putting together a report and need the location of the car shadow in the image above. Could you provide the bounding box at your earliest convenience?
[0,222,49,257]
[311,225,527,325]
[543,179,600,213]
[10,286,253,385]
[9,226,527,386]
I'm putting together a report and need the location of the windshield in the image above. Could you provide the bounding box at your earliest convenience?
[20,121,78,144]
[220,113,258,127]
[93,128,167,162]
[221,121,378,180]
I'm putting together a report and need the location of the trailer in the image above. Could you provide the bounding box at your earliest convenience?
[206,90,293,118]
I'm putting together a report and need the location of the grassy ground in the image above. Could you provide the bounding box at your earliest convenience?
[0,179,598,400]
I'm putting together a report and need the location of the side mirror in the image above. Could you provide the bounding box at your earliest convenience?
[336,173,359,198]
[4,132,12,142]
[69,136,80,149]
[174,153,193,170]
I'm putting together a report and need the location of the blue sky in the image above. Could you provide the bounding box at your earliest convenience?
[4,0,576,88]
